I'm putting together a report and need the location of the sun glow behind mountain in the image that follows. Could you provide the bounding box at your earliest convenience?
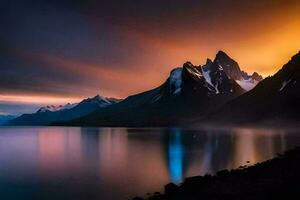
[0,0,299,114]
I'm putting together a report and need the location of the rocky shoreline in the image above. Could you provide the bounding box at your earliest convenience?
[132,147,300,200]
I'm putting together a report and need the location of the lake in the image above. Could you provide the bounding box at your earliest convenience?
[0,126,299,200]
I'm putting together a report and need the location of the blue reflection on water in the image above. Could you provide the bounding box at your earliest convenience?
[168,128,184,183]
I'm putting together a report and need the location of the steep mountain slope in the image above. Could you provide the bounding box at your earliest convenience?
[210,51,300,124]
[62,52,252,127]
[7,95,120,125]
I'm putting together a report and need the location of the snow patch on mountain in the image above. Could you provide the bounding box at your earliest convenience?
[185,65,203,78]
[214,82,220,94]
[217,64,224,71]
[201,68,213,87]
[279,79,291,91]
[169,68,182,94]
[37,103,78,113]
[236,79,259,91]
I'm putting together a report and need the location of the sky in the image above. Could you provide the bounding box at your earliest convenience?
[1,0,300,115]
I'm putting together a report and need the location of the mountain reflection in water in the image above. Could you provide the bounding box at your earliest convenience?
[0,127,298,200]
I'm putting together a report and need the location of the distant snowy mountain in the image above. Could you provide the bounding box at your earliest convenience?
[37,103,78,113]
[76,95,120,108]
[7,95,121,125]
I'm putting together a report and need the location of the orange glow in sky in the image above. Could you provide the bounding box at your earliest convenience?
[1,0,299,108]
[0,94,81,105]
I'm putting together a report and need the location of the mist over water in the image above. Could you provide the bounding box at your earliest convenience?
[0,127,299,200]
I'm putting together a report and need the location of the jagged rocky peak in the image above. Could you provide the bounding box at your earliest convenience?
[213,50,264,91]
[166,56,245,96]
[206,58,213,66]
[214,50,242,80]
[168,62,204,95]
[251,72,263,82]
[166,50,264,96]
[181,60,243,95]
[201,58,212,71]
[182,61,203,79]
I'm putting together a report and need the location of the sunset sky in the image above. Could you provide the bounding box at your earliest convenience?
[1,0,300,114]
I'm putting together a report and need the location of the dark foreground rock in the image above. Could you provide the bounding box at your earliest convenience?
[132,147,300,200]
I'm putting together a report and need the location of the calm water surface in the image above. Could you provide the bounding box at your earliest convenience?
[0,126,299,200]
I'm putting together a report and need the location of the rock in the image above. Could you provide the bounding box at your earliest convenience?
[164,183,180,195]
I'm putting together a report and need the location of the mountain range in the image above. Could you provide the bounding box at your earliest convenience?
[59,51,251,126]
[6,50,300,127]
[7,95,121,125]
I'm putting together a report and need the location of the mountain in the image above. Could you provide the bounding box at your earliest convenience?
[212,51,263,91]
[209,51,300,124]
[7,50,264,127]
[60,51,258,127]
[0,115,16,125]
[7,95,121,125]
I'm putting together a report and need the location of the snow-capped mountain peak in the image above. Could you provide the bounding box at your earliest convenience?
[211,51,263,91]
[36,94,120,114]
[79,94,121,108]
[166,57,246,96]
[165,51,262,96]
[214,50,243,80]
[37,103,77,113]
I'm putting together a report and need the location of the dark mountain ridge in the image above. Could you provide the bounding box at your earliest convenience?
[7,95,121,125]
[208,51,300,124]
